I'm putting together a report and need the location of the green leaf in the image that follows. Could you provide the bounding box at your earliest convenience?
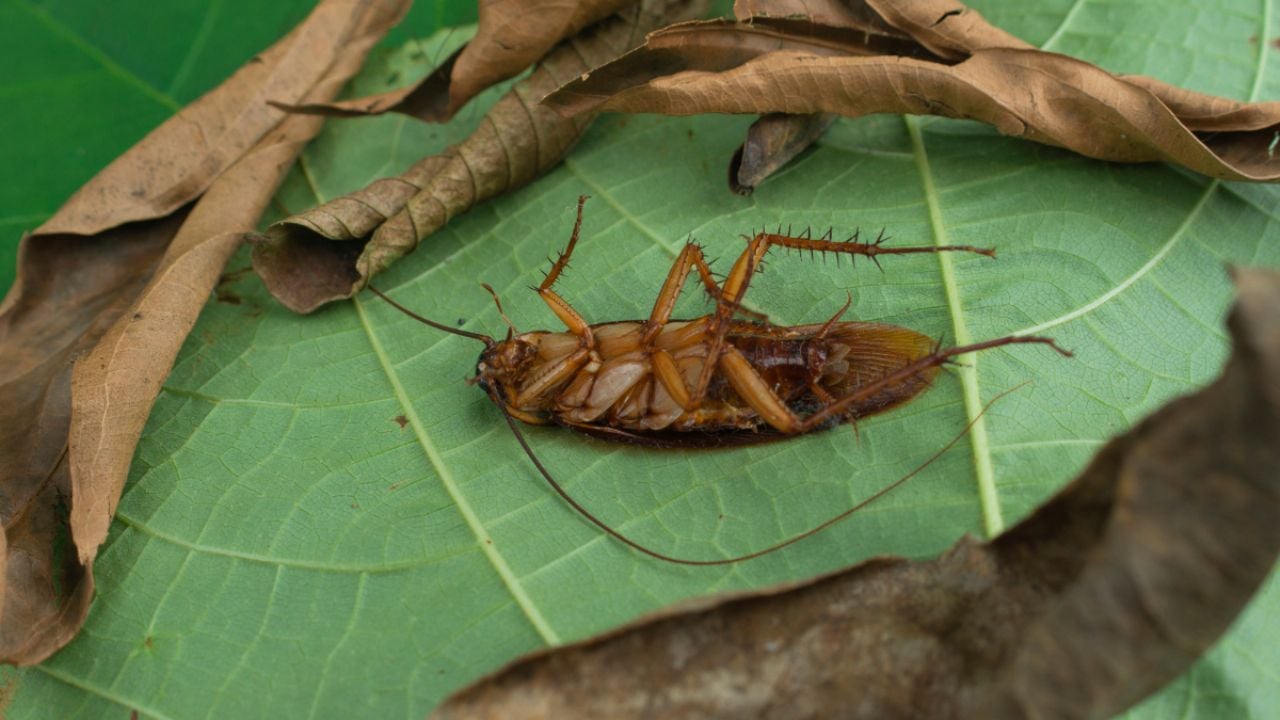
[7,1,1279,717]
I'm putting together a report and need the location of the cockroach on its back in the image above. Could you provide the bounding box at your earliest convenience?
[369,196,1071,564]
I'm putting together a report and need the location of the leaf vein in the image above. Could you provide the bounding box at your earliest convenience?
[905,116,1002,537]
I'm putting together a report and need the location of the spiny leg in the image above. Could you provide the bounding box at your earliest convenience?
[751,227,995,271]
[647,239,776,411]
[645,240,768,338]
[541,195,590,293]
[644,240,723,340]
[683,225,998,411]
[537,195,594,344]
[644,240,724,411]
[516,196,596,409]
[687,232,773,406]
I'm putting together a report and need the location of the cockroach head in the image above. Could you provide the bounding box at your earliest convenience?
[473,335,539,393]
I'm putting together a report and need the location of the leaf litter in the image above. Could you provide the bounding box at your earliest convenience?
[253,0,710,313]
[432,268,1280,720]
[0,0,411,666]
[279,0,640,121]
[544,0,1280,187]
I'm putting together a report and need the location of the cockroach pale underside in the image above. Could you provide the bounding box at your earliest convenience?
[368,196,1070,565]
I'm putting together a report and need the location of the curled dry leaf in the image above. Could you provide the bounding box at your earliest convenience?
[0,213,184,666]
[254,0,709,314]
[431,268,1280,720]
[281,0,638,121]
[729,112,836,194]
[0,0,409,666]
[545,0,1280,184]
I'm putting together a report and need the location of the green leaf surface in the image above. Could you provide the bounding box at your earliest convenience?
[6,1,1280,718]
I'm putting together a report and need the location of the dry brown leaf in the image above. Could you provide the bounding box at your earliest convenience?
[254,0,709,314]
[734,0,906,39]
[545,1,1280,183]
[431,267,1280,720]
[863,0,1031,56]
[0,0,409,666]
[729,112,836,194]
[280,0,637,121]
[0,213,183,666]
[732,0,1018,190]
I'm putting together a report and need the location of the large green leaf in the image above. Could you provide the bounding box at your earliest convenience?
[6,0,1280,717]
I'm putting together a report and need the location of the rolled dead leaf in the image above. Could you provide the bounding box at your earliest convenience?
[431,268,1280,719]
[729,112,837,194]
[546,2,1280,183]
[279,0,638,121]
[0,0,409,666]
[254,0,709,314]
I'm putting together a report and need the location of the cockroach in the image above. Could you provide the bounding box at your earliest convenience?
[368,196,1070,565]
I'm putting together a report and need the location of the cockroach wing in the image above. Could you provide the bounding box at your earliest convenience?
[816,321,940,418]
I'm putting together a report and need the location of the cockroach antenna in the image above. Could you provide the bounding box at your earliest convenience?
[481,283,519,341]
[495,381,1028,566]
[367,285,495,347]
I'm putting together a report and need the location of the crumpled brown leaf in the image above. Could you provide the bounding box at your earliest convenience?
[280,0,639,121]
[0,0,409,666]
[254,0,709,314]
[431,268,1280,720]
[545,0,1280,184]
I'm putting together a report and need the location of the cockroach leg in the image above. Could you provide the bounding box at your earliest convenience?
[749,229,996,264]
[540,195,589,292]
[687,233,773,406]
[644,241,722,342]
[536,196,595,345]
[513,347,592,408]
[718,346,804,433]
[813,291,854,341]
[651,348,694,410]
[538,287,594,344]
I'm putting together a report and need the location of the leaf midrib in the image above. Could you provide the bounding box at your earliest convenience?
[910,0,1271,538]
[903,115,1003,537]
[352,293,563,646]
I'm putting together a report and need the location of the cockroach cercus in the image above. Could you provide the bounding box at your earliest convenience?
[368,196,1070,565]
